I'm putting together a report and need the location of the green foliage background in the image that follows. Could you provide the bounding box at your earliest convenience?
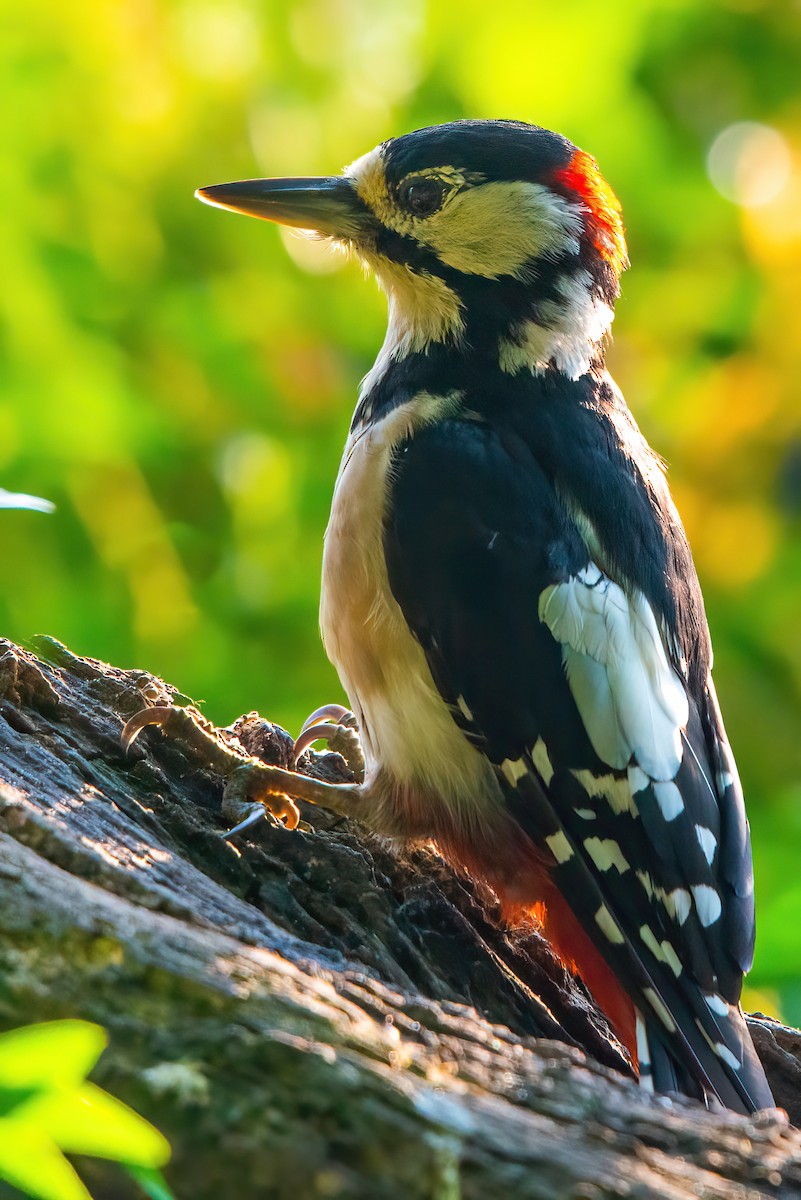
[1,0,800,1016]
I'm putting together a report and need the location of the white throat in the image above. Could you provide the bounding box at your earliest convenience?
[358,258,465,399]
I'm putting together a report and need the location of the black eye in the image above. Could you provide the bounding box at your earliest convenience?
[398,177,447,217]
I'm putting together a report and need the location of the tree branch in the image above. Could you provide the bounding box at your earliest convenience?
[1,636,799,1198]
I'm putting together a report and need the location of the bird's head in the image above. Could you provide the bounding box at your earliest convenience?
[198,120,628,380]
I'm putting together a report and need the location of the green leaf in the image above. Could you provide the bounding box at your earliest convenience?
[126,1165,177,1200]
[0,1121,90,1200]
[0,1022,106,1090]
[17,1083,170,1167]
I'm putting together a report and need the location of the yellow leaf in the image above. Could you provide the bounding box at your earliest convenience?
[0,1120,91,1200]
[0,1022,106,1090]
[16,1083,170,1168]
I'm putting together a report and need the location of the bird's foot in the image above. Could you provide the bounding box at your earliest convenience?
[121,704,363,840]
[293,703,365,783]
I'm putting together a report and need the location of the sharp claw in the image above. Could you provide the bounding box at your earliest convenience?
[293,722,344,763]
[299,703,350,737]
[221,807,266,841]
[121,701,357,832]
[223,766,302,832]
[121,706,176,753]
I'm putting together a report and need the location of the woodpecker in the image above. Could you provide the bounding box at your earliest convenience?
[192,120,772,1112]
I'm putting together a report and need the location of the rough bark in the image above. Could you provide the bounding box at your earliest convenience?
[0,635,800,1199]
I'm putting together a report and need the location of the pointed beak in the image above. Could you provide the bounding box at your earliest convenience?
[195,175,372,239]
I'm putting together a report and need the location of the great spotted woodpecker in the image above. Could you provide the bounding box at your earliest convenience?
[136,120,773,1112]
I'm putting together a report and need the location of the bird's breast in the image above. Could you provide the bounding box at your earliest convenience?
[320,397,503,837]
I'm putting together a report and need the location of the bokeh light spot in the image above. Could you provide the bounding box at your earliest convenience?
[695,500,777,587]
[707,122,791,208]
[175,4,261,81]
[217,432,292,519]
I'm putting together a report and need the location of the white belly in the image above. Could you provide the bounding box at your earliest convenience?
[320,400,501,827]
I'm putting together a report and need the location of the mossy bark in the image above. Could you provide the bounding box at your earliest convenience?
[1,636,800,1198]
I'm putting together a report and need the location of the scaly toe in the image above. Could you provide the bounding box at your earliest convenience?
[223,763,301,832]
[122,699,363,833]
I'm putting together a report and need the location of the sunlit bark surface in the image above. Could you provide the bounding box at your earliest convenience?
[1,636,800,1199]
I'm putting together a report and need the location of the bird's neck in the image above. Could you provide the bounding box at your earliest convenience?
[494,267,615,381]
[355,266,614,429]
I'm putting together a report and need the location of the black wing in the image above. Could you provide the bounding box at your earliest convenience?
[384,415,772,1113]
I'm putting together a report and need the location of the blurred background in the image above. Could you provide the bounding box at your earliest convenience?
[1,0,800,1018]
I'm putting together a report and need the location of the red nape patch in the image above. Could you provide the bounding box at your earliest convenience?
[554,150,628,276]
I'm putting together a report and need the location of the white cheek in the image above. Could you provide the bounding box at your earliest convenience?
[425,182,583,279]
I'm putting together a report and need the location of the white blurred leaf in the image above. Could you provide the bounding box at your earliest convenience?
[0,487,55,513]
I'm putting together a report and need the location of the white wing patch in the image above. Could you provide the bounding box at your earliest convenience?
[695,825,717,865]
[501,757,528,786]
[654,781,684,821]
[572,768,637,816]
[692,884,722,928]
[538,565,689,779]
[639,925,683,977]
[704,992,730,1017]
[546,830,574,864]
[595,904,625,944]
[584,836,629,874]
[636,872,692,926]
[531,737,555,785]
